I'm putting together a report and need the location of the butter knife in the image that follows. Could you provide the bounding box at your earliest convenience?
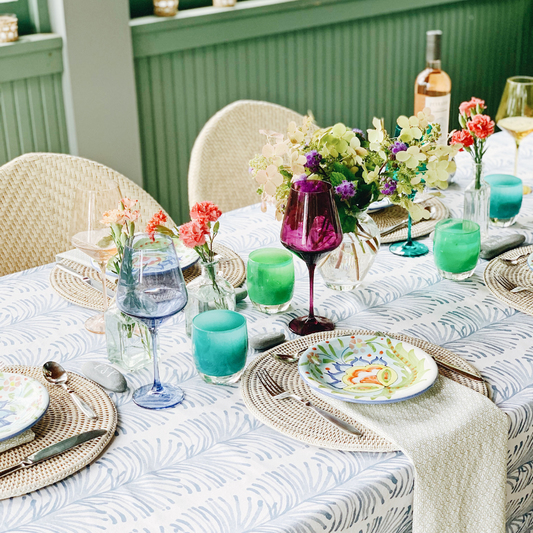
[56,263,115,298]
[0,429,107,479]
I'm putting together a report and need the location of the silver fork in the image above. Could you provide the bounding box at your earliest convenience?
[495,275,533,294]
[257,369,362,436]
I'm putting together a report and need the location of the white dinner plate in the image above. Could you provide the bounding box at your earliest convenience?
[0,372,49,442]
[367,198,393,213]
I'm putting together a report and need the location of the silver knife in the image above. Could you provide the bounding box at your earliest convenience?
[56,263,115,298]
[0,429,107,479]
[433,356,484,382]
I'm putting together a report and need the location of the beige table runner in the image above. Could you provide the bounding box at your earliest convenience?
[322,376,508,533]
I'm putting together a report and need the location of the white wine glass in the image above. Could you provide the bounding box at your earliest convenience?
[496,76,533,176]
[70,181,122,334]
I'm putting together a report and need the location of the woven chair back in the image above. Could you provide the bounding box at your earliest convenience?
[188,100,309,212]
[0,153,172,277]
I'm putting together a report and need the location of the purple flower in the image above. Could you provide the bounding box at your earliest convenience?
[352,128,366,140]
[335,180,356,201]
[390,141,408,155]
[304,150,322,173]
[294,174,308,182]
[381,178,397,196]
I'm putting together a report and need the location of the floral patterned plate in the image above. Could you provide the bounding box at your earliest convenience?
[298,334,439,403]
[0,372,50,442]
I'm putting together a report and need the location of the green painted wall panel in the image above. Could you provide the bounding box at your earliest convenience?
[133,0,533,224]
[0,72,69,164]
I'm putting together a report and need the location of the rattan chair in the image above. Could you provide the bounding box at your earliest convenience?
[188,100,308,212]
[0,153,172,277]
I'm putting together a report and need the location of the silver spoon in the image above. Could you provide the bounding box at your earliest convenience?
[43,362,98,420]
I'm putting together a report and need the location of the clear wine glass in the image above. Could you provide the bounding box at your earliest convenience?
[116,233,188,409]
[280,180,343,335]
[70,181,122,334]
[496,76,533,176]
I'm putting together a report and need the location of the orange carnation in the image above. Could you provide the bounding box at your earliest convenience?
[190,201,222,223]
[467,114,495,140]
[450,129,474,151]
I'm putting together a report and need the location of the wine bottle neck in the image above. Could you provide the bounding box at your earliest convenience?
[426,59,442,70]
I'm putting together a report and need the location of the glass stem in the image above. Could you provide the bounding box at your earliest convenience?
[98,262,108,314]
[406,213,413,246]
[308,263,316,319]
[514,143,519,176]
[149,325,163,393]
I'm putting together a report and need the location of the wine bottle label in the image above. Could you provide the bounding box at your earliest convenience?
[424,94,450,144]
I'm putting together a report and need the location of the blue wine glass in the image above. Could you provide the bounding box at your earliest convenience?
[116,233,188,409]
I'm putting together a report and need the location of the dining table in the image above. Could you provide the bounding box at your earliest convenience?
[1,131,533,533]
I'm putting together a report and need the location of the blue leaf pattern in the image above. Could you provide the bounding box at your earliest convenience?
[0,133,533,531]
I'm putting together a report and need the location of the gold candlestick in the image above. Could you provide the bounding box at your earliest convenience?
[153,0,179,16]
[0,14,18,43]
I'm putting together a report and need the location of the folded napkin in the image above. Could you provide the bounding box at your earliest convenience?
[0,429,35,454]
[322,376,507,533]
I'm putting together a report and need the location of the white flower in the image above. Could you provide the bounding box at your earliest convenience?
[255,164,284,196]
[346,136,368,165]
[397,115,423,143]
[396,145,426,170]
[424,160,452,189]
[289,149,306,175]
[262,139,288,167]
[287,121,304,144]
[367,117,385,150]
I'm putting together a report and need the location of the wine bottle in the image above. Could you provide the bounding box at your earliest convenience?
[414,30,451,144]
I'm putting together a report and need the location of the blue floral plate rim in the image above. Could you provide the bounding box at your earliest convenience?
[0,372,50,442]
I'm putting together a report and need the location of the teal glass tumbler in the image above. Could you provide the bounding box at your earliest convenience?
[247,248,295,314]
[191,310,248,385]
[485,174,523,227]
[433,219,481,281]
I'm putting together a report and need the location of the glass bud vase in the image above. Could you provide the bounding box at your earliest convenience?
[105,301,152,372]
[318,211,380,291]
[185,260,236,337]
[463,161,490,239]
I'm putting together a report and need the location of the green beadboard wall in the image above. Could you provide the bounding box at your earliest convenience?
[0,35,69,165]
[131,0,533,224]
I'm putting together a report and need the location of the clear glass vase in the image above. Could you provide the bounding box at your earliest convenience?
[317,211,380,291]
[463,161,490,239]
[105,301,152,372]
[185,260,236,337]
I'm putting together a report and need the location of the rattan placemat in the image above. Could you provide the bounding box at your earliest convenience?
[484,245,533,316]
[371,195,449,244]
[50,243,246,311]
[241,329,488,452]
[0,365,117,499]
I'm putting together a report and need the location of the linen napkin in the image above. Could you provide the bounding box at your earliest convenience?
[322,376,508,533]
[0,429,35,454]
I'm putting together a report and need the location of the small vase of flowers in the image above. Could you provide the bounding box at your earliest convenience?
[451,97,495,237]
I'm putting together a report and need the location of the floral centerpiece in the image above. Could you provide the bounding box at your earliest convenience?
[249,110,460,278]
[148,201,236,336]
[249,109,459,227]
[450,96,494,235]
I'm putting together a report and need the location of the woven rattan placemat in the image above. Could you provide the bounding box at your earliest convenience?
[0,365,117,499]
[241,329,488,452]
[371,195,449,244]
[484,245,533,316]
[50,243,246,312]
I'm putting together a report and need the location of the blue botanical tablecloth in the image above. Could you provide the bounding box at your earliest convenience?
[1,132,533,533]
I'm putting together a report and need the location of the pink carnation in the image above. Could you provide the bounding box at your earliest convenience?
[179,220,209,248]
[101,209,127,226]
[459,97,486,117]
[121,198,139,210]
[467,114,495,140]
[190,201,222,223]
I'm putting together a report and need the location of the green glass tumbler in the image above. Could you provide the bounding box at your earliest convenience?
[191,310,248,385]
[433,219,480,281]
[247,248,295,314]
[485,174,523,227]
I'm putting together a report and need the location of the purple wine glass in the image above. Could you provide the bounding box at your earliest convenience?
[280,180,343,335]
